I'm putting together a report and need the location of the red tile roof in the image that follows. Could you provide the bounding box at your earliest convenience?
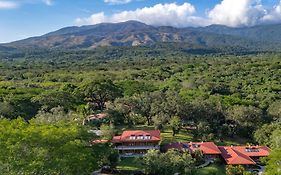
[165,142,184,151]
[231,146,271,157]
[112,130,161,143]
[218,146,271,165]
[187,142,221,155]
[165,142,221,155]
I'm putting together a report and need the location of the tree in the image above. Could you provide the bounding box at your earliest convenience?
[267,101,281,121]
[33,106,81,124]
[0,118,106,175]
[152,113,169,130]
[32,90,76,111]
[0,101,15,119]
[226,165,245,175]
[134,92,155,125]
[170,116,181,136]
[263,149,281,175]
[193,150,204,162]
[100,123,114,140]
[254,123,278,146]
[96,146,119,168]
[190,99,226,136]
[270,128,281,149]
[193,121,212,141]
[142,149,195,175]
[112,97,137,126]
[116,80,156,96]
[82,79,123,110]
[226,105,264,137]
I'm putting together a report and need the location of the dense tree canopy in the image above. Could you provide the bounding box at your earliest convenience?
[263,149,281,175]
[0,50,280,174]
[142,149,195,175]
[81,79,123,110]
[0,118,99,175]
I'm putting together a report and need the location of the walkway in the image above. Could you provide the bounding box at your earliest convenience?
[196,159,214,169]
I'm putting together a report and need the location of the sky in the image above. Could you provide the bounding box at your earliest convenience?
[0,0,281,43]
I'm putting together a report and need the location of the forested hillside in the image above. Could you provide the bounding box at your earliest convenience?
[2,21,281,51]
[0,48,280,174]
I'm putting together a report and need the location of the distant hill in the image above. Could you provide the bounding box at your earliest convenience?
[198,24,281,45]
[1,21,281,51]
[0,45,16,52]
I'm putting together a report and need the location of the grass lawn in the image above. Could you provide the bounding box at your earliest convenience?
[161,128,193,144]
[215,136,251,146]
[116,157,144,171]
[196,164,226,175]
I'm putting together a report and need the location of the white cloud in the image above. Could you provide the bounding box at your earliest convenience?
[262,1,281,23]
[76,2,209,27]
[76,12,107,25]
[76,1,281,28]
[208,0,266,27]
[0,1,18,9]
[104,0,132,5]
[0,0,54,9]
[43,0,53,6]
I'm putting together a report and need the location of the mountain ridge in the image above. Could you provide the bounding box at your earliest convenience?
[1,21,281,51]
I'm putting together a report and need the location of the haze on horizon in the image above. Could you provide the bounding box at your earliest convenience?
[1,0,281,43]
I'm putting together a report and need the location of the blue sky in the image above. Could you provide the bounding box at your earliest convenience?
[0,0,280,43]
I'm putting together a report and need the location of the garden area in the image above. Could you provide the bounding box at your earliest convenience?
[117,157,227,175]
[196,164,226,175]
[116,157,144,171]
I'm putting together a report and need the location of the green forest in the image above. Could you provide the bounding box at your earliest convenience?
[0,48,280,175]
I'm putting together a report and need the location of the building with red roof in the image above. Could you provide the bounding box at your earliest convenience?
[165,142,270,164]
[165,142,184,151]
[218,146,271,165]
[111,129,271,163]
[188,142,221,156]
[112,130,161,157]
[165,142,221,158]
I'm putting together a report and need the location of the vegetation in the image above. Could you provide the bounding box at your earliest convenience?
[226,165,246,175]
[116,157,144,171]
[142,149,195,175]
[0,48,280,174]
[196,164,226,175]
[0,118,111,175]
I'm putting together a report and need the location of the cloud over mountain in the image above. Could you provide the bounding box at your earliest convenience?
[262,1,281,23]
[76,0,281,28]
[76,2,208,27]
[208,0,266,27]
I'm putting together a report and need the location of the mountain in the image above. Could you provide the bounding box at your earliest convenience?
[0,45,16,52]
[198,24,281,44]
[1,21,281,51]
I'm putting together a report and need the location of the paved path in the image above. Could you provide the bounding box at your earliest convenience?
[258,166,265,175]
[196,159,213,169]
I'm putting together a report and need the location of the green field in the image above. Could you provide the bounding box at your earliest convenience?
[160,128,193,144]
[196,164,226,175]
